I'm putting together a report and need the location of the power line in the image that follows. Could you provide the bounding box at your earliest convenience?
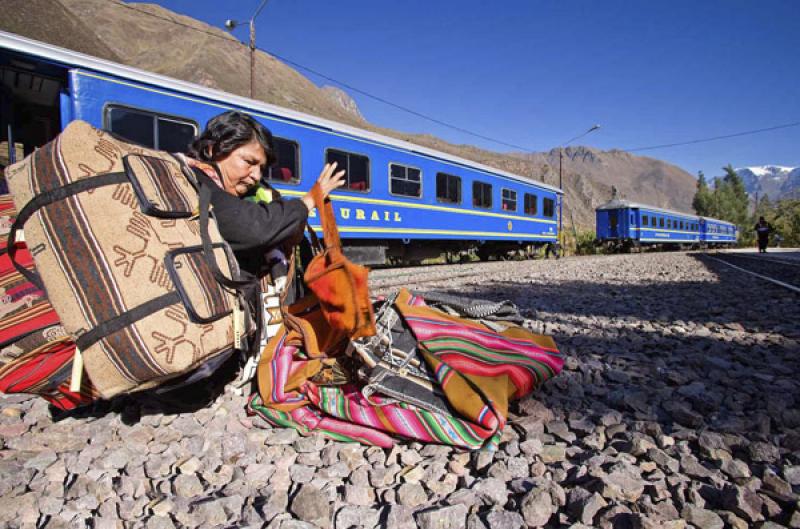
[101,0,534,152]
[626,121,800,152]
[266,51,533,151]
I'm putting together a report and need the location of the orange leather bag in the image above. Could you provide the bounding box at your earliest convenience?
[280,184,376,357]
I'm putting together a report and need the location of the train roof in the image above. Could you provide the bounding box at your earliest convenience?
[0,30,562,195]
[595,199,736,226]
[596,199,698,219]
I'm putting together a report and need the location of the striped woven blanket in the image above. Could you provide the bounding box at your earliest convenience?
[250,288,562,449]
[0,195,97,410]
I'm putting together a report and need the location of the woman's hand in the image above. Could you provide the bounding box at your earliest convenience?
[301,162,346,211]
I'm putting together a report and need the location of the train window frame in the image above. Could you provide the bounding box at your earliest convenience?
[388,162,422,199]
[524,193,538,216]
[325,148,371,193]
[543,197,555,218]
[103,104,198,152]
[436,172,462,204]
[265,136,301,185]
[472,181,493,209]
[501,188,517,212]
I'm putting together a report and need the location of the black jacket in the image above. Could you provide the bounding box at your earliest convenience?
[196,171,308,279]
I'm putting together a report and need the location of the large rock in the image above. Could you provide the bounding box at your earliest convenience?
[382,505,416,529]
[397,482,428,507]
[567,487,607,526]
[173,474,204,498]
[290,485,332,529]
[720,485,764,523]
[481,510,523,529]
[520,488,554,527]
[335,506,380,529]
[600,462,645,502]
[784,465,800,486]
[681,505,723,529]
[471,477,509,505]
[747,442,779,464]
[415,504,468,529]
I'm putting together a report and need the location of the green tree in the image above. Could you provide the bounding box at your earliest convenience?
[692,171,713,216]
[755,194,772,219]
[712,164,750,225]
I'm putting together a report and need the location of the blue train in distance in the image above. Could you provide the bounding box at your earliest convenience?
[596,199,738,251]
[0,31,562,265]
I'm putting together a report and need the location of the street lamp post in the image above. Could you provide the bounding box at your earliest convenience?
[225,0,271,99]
[557,124,600,253]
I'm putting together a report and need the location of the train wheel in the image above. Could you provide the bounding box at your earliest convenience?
[477,248,491,262]
[445,251,461,264]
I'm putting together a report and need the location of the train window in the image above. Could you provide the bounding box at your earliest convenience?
[265,137,300,184]
[543,198,555,218]
[157,118,197,152]
[389,163,422,198]
[105,105,197,151]
[326,149,370,192]
[679,221,684,230]
[659,217,664,228]
[630,214,634,223]
[524,193,538,215]
[436,172,461,204]
[473,181,492,209]
[643,215,649,226]
[501,189,517,211]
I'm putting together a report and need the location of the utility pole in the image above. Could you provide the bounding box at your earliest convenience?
[557,125,600,254]
[225,0,271,100]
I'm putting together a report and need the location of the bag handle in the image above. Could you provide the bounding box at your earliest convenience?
[310,183,342,251]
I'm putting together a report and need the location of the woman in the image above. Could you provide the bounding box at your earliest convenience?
[183,110,344,278]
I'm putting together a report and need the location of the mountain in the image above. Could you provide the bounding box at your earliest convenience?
[1,0,700,229]
[729,166,800,201]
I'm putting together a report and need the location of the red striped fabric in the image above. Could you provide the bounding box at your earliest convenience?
[0,197,97,410]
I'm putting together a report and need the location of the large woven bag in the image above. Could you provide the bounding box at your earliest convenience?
[4,120,249,398]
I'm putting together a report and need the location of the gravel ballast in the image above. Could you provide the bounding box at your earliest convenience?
[1,252,798,528]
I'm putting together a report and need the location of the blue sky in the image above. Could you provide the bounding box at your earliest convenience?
[153,0,798,179]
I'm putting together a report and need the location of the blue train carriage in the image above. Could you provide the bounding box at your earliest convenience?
[700,216,738,247]
[596,199,703,251]
[0,30,561,265]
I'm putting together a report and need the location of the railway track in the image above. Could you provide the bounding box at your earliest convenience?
[706,252,800,294]
[369,262,493,291]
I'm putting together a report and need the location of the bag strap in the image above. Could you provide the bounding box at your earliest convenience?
[7,171,129,291]
[310,183,341,250]
[196,178,255,290]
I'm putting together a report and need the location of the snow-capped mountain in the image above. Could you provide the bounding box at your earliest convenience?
[717,165,800,201]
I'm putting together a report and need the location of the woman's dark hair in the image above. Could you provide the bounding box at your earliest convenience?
[187,111,276,166]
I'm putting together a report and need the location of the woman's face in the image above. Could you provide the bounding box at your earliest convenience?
[216,139,267,197]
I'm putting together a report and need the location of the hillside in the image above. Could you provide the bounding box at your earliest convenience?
[2,0,700,229]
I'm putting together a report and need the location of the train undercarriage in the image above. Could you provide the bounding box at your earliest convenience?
[600,239,730,253]
[342,239,558,266]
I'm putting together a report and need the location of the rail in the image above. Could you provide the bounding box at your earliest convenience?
[705,253,800,294]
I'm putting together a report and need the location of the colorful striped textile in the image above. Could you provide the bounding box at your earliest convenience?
[252,288,563,449]
[0,196,97,410]
[0,331,97,411]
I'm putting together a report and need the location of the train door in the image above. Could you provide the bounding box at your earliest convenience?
[609,210,619,238]
[0,53,69,176]
[630,209,640,241]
